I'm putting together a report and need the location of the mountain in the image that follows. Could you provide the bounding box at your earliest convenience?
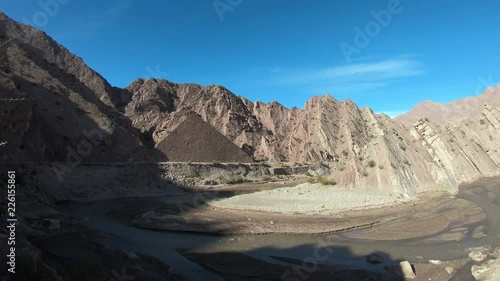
[396,85,500,125]
[156,113,254,162]
[1,12,500,197]
[0,12,159,163]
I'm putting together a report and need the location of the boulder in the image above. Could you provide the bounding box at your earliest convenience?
[469,250,487,262]
[472,264,490,280]
[395,261,416,279]
[445,266,454,275]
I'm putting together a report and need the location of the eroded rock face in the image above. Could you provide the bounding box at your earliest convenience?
[125,77,500,196]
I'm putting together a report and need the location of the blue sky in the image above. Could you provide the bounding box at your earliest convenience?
[1,0,500,116]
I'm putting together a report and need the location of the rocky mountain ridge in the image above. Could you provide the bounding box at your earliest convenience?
[1,12,500,197]
[396,85,500,125]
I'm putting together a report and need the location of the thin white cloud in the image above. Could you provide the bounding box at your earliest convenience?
[315,59,424,80]
[279,58,425,95]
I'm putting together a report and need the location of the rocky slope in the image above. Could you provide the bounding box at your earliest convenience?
[156,113,254,162]
[1,12,500,197]
[125,78,500,195]
[396,84,500,125]
[0,12,160,163]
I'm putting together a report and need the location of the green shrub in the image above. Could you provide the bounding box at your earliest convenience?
[226,176,246,185]
[309,176,336,186]
[186,171,200,178]
[304,171,312,177]
[217,176,226,183]
[367,160,376,168]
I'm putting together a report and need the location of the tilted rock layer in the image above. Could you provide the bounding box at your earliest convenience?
[1,12,499,197]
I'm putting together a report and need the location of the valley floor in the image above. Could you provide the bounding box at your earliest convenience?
[131,181,482,239]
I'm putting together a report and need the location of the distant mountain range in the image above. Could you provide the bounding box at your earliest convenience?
[1,12,499,196]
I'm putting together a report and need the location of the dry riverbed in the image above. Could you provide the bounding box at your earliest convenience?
[130,182,484,239]
[210,182,411,214]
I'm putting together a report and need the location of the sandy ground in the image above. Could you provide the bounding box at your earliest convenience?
[130,185,484,238]
[209,183,411,214]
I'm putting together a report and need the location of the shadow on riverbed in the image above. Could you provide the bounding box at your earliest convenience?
[179,245,412,281]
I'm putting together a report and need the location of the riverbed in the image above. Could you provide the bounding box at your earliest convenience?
[60,176,500,280]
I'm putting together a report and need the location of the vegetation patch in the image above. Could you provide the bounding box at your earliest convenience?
[226,176,247,185]
[308,175,337,186]
[186,171,200,178]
